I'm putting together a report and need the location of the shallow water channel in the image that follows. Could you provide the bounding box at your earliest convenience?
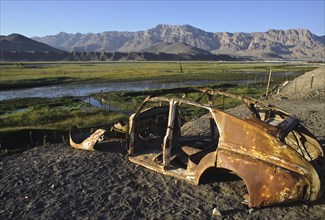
[0,71,296,101]
[82,97,131,115]
[0,80,220,101]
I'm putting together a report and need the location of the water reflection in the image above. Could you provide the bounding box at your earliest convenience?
[83,97,131,115]
[0,72,295,101]
[0,80,217,101]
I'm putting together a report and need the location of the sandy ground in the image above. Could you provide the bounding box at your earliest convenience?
[1,66,325,219]
[273,66,325,139]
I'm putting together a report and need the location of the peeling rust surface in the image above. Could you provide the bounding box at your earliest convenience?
[217,149,308,207]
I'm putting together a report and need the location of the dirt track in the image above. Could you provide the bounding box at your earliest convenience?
[1,66,325,219]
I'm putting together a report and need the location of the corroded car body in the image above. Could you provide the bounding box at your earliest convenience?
[127,88,324,207]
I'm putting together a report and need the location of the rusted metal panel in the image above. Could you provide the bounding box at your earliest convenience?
[277,115,300,140]
[214,110,322,205]
[69,127,106,151]
[285,128,324,160]
[112,121,128,133]
[128,114,135,155]
[217,149,307,207]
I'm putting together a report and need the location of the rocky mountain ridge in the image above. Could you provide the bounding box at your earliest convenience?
[32,24,325,60]
[1,33,239,61]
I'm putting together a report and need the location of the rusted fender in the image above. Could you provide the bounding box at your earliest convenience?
[213,110,323,207]
[217,149,310,207]
[69,127,106,151]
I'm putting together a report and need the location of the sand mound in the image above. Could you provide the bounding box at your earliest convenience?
[278,66,325,100]
[272,66,325,138]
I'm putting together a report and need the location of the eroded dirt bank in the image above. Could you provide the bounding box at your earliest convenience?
[1,66,325,219]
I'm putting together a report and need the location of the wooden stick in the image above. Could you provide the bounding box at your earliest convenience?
[266,69,272,96]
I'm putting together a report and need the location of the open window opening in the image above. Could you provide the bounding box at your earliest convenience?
[132,101,170,155]
[169,103,219,169]
[130,98,220,175]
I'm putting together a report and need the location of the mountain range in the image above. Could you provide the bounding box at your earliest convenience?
[0,34,238,61]
[31,24,325,60]
[1,25,324,61]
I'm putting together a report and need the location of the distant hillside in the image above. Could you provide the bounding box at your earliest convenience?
[0,33,240,61]
[0,34,61,52]
[0,51,240,62]
[141,42,212,55]
[32,25,325,60]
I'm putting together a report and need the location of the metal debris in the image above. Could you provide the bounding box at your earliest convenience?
[127,88,324,207]
[212,207,222,217]
[69,126,105,151]
[69,88,325,208]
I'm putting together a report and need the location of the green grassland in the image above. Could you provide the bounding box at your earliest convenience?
[0,61,319,154]
[0,96,127,155]
[0,61,316,90]
[0,61,318,132]
[0,97,127,132]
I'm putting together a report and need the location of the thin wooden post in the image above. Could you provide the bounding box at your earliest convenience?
[310,74,314,89]
[265,69,272,96]
[108,94,111,112]
[178,56,183,73]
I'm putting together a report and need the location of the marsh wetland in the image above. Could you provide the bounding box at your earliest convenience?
[0,61,317,153]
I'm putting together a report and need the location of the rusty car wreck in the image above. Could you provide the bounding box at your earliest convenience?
[70,88,325,208]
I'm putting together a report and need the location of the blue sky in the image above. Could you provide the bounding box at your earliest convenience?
[1,0,324,37]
